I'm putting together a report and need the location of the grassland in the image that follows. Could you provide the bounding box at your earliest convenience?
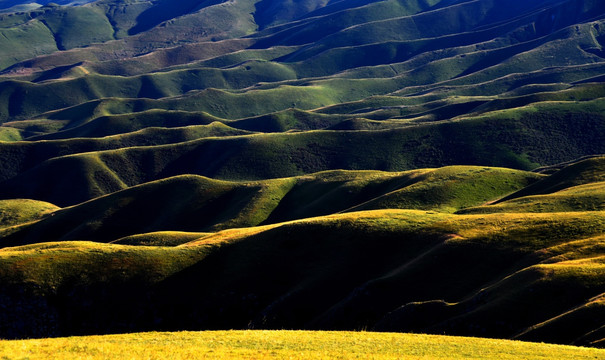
[0,203,603,344]
[0,155,603,351]
[0,166,542,245]
[0,330,603,360]
[0,198,59,227]
[0,0,604,355]
[3,104,605,208]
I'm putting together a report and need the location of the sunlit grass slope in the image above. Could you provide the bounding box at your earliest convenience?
[0,199,59,228]
[461,181,605,214]
[0,209,603,345]
[4,106,605,206]
[497,156,605,201]
[0,330,603,360]
[112,231,211,246]
[0,126,22,141]
[460,156,605,213]
[0,166,540,245]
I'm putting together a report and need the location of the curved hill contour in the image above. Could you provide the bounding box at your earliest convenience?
[0,0,604,350]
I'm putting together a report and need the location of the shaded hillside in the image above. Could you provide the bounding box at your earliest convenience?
[0,0,603,179]
[0,0,605,351]
[0,209,603,347]
[1,104,604,206]
[0,166,541,246]
[0,159,603,347]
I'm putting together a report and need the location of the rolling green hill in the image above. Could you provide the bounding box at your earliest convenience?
[2,105,603,207]
[0,166,541,246]
[0,0,604,353]
[0,158,604,348]
[0,198,59,228]
[0,207,603,346]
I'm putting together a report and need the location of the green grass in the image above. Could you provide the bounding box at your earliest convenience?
[0,199,59,228]
[0,19,57,69]
[112,231,211,246]
[345,166,543,213]
[3,19,605,124]
[5,108,603,206]
[30,110,229,139]
[0,330,603,359]
[0,0,604,351]
[41,6,115,50]
[0,126,22,141]
[497,156,605,201]
[459,157,605,214]
[461,181,605,214]
[2,119,68,136]
[0,240,211,296]
[0,0,254,70]
[0,209,603,343]
[0,166,540,245]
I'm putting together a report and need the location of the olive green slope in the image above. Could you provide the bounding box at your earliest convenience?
[461,156,605,213]
[3,18,605,124]
[1,0,604,125]
[0,0,602,185]
[3,157,603,250]
[2,104,604,206]
[0,166,541,246]
[0,199,59,228]
[0,209,603,347]
[0,0,604,350]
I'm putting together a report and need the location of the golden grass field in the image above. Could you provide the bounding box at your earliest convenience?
[0,331,603,360]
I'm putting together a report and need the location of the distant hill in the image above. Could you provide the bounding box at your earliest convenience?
[0,1,95,12]
[0,0,603,173]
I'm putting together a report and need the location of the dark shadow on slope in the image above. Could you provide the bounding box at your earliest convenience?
[128,0,224,36]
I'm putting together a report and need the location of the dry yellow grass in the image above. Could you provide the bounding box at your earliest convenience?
[0,331,603,360]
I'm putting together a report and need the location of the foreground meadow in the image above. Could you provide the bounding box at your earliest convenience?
[1,331,603,360]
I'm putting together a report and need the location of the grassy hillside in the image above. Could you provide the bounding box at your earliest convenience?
[0,19,58,70]
[0,199,59,228]
[496,156,605,201]
[2,107,604,206]
[0,330,603,359]
[460,181,605,213]
[0,166,541,245]
[461,157,605,213]
[0,0,605,353]
[0,208,603,345]
[1,158,604,345]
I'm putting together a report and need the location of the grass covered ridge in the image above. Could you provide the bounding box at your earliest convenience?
[0,330,603,360]
[0,0,605,354]
[0,208,603,345]
[0,199,59,228]
[0,166,541,246]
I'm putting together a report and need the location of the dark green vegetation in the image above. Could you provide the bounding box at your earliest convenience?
[0,0,604,351]
[0,158,604,348]
[0,166,542,246]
